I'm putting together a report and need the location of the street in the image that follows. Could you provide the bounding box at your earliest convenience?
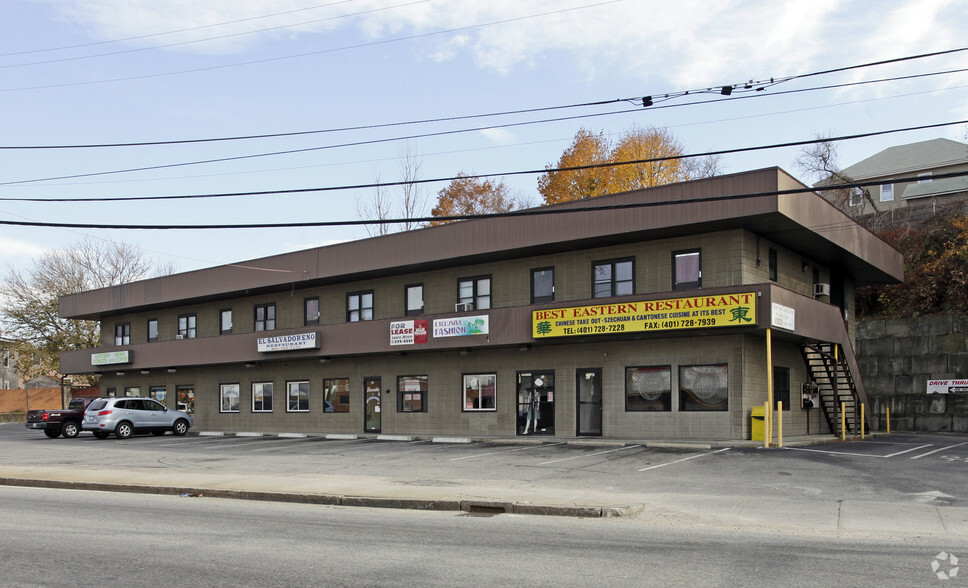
[0,485,958,587]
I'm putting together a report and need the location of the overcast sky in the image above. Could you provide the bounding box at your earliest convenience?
[2,0,967,276]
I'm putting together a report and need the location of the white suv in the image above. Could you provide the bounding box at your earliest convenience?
[83,397,193,439]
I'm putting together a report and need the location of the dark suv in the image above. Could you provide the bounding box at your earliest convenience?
[83,397,193,439]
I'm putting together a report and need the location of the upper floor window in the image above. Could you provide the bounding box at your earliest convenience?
[768,248,778,282]
[114,323,130,346]
[593,259,633,298]
[177,314,196,339]
[880,183,894,202]
[305,297,320,326]
[406,284,423,316]
[531,267,554,304]
[673,250,702,291]
[147,319,158,343]
[848,189,863,207]
[347,291,374,322]
[254,304,275,332]
[458,276,491,310]
[220,309,233,334]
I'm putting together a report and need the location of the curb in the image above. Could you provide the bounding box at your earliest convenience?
[0,477,640,519]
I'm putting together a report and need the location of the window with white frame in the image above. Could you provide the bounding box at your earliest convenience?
[287,380,310,412]
[252,382,273,412]
[220,383,240,413]
[880,183,894,202]
[463,373,496,411]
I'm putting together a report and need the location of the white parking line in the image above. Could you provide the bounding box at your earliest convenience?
[783,444,933,458]
[638,448,729,471]
[449,442,566,461]
[538,444,640,465]
[910,441,968,460]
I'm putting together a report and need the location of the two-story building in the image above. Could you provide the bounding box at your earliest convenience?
[836,138,968,218]
[58,167,903,441]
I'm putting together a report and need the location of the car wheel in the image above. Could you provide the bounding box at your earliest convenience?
[61,421,80,438]
[172,419,189,436]
[43,428,61,439]
[93,431,110,439]
[115,421,134,439]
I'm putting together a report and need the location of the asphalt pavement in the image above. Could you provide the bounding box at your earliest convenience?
[3,426,968,540]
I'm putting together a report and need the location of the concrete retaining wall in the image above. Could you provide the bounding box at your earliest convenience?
[857,315,968,432]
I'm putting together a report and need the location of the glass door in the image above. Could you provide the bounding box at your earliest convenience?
[576,368,602,436]
[364,377,381,433]
[516,371,555,436]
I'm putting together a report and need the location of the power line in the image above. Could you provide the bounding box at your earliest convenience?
[4,46,966,151]
[0,1,356,57]
[4,69,967,188]
[0,1,427,70]
[2,169,964,230]
[3,119,966,204]
[0,0,626,93]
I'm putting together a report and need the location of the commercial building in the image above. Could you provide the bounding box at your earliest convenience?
[59,168,903,440]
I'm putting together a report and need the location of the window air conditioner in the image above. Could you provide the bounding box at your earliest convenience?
[813,283,830,297]
[175,334,185,340]
[455,302,474,312]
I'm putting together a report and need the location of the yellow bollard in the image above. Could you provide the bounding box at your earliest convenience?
[841,402,846,440]
[777,401,783,448]
[763,401,770,448]
[861,403,865,439]
[887,407,891,434]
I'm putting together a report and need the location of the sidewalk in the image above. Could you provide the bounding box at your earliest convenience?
[2,431,966,537]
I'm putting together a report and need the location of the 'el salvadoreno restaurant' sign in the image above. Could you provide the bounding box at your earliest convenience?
[257,332,319,353]
[532,293,757,338]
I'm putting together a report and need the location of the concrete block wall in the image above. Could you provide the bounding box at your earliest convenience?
[857,314,968,432]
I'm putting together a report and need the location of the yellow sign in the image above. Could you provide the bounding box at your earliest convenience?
[532,293,757,338]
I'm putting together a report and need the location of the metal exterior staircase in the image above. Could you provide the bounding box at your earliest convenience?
[801,342,867,435]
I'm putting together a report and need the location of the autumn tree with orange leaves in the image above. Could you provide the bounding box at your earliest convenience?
[538,126,721,205]
[429,173,520,225]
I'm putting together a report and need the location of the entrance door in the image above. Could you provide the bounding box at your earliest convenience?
[517,371,555,436]
[576,368,603,436]
[364,377,381,433]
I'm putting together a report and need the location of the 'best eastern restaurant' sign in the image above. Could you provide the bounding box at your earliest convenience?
[532,293,757,338]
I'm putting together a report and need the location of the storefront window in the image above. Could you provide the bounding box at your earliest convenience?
[463,374,496,411]
[220,383,240,413]
[287,380,310,412]
[253,382,273,412]
[149,386,166,403]
[176,385,194,413]
[625,366,672,411]
[397,375,427,412]
[679,365,728,411]
[323,378,350,413]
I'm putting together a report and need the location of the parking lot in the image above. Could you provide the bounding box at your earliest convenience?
[4,424,967,509]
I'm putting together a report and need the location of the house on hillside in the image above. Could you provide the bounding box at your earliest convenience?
[831,138,968,220]
[57,168,903,442]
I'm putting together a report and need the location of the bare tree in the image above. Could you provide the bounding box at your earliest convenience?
[356,144,428,235]
[0,238,172,384]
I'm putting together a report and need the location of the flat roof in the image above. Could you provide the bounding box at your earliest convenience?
[59,167,904,320]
